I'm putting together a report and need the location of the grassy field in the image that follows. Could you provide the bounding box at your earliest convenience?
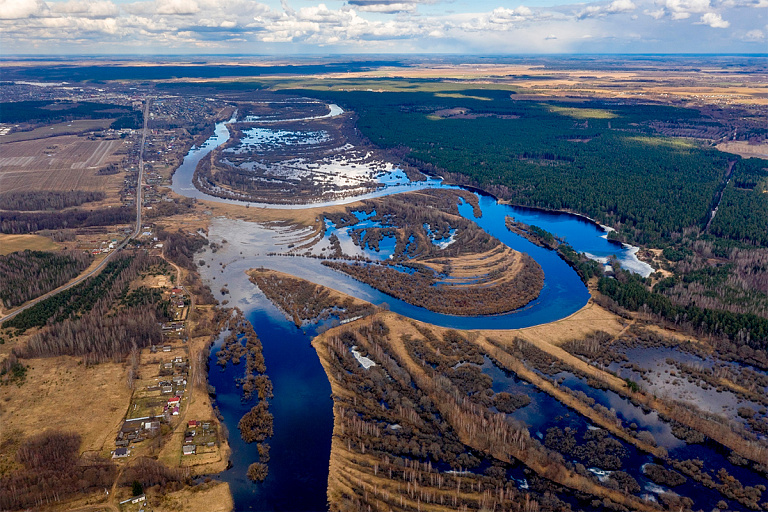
[0,119,115,143]
[0,233,59,255]
[0,355,131,457]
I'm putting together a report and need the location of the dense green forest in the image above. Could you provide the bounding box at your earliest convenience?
[0,250,92,308]
[709,157,768,246]
[294,87,729,245]
[0,100,140,125]
[599,271,768,357]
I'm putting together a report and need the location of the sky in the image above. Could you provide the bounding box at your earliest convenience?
[0,0,766,54]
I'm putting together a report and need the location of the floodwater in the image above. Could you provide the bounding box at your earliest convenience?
[171,104,737,510]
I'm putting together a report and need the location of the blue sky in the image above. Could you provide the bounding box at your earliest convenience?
[0,0,766,54]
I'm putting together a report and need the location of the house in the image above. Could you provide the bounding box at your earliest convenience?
[172,375,184,384]
[184,436,194,444]
[188,420,197,428]
[163,345,172,352]
[112,447,129,458]
[168,396,180,406]
[161,385,173,394]
[182,445,196,455]
[172,406,180,416]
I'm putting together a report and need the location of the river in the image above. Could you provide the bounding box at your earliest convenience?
[173,106,693,510]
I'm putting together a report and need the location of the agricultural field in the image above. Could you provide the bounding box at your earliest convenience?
[0,119,114,143]
[0,233,59,255]
[0,135,126,198]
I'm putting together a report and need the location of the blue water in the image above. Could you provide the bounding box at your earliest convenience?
[172,110,709,511]
[209,308,333,511]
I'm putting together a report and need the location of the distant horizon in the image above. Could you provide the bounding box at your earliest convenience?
[2,0,766,55]
[2,53,767,60]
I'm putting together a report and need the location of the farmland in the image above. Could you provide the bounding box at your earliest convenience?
[0,135,126,197]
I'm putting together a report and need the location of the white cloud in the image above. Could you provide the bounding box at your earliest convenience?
[52,0,119,18]
[578,0,635,18]
[0,0,763,53]
[698,11,730,26]
[156,0,200,15]
[0,0,47,19]
[740,28,764,39]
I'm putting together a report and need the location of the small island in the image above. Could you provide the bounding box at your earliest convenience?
[318,190,544,316]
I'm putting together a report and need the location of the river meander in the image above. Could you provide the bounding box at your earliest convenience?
[171,106,725,510]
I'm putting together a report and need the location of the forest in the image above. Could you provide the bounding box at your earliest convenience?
[598,270,768,358]
[2,252,172,368]
[0,431,116,510]
[11,252,168,364]
[709,157,768,246]
[293,87,732,245]
[0,100,140,125]
[0,191,105,211]
[0,250,92,308]
[0,207,134,234]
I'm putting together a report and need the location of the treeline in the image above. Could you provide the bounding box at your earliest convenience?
[0,431,115,510]
[709,157,768,246]
[24,305,162,364]
[298,88,729,245]
[598,270,768,354]
[0,250,92,308]
[0,190,104,211]
[0,100,138,124]
[0,207,134,234]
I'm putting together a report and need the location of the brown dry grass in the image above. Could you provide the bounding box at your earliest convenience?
[0,356,131,458]
[0,233,59,255]
[0,135,124,198]
[420,245,525,286]
[152,481,233,512]
[716,141,768,159]
[314,310,660,512]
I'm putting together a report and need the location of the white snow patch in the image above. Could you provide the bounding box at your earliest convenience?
[351,345,376,369]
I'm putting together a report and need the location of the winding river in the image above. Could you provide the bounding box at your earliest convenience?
[173,105,666,509]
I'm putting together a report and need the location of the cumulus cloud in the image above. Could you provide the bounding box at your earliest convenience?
[0,0,763,53]
[579,0,636,18]
[740,28,764,39]
[650,0,711,19]
[698,11,730,26]
[156,0,199,15]
[51,0,119,18]
[347,1,418,12]
[0,0,47,19]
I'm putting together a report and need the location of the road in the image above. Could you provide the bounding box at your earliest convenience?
[705,159,736,232]
[0,98,151,326]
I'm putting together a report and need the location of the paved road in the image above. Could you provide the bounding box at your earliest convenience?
[0,99,151,326]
